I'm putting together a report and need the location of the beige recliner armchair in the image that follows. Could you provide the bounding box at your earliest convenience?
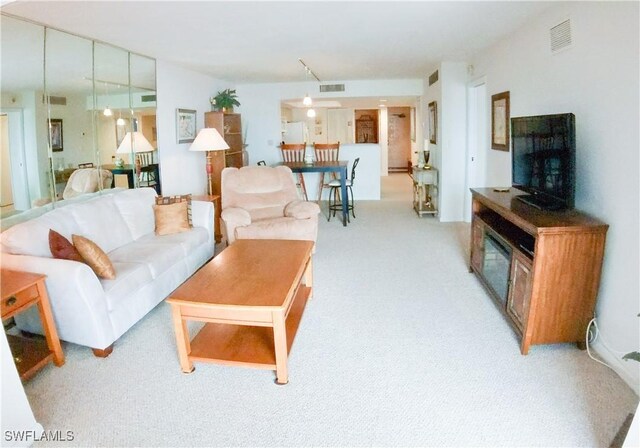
[62,168,113,200]
[221,166,320,246]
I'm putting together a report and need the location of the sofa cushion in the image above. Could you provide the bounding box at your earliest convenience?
[49,230,84,262]
[68,196,133,253]
[0,207,81,257]
[72,235,116,279]
[112,187,157,240]
[108,239,185,279]
[138,227,209,257]
[153,202,190,236]
[102,261,153,312]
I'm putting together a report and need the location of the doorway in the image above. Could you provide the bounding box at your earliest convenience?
[464,80,487,221]
[387,107,411,172]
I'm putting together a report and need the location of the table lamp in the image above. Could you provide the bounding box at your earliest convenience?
[189,128,229,196]
[116,131,156,176]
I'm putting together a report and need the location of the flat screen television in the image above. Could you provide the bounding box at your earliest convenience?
[511,113,575,210]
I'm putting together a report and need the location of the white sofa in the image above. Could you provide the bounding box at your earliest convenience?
[0,188,214,355]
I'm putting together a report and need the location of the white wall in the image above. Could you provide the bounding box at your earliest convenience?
[422,62,468,222]
[471,2,640,392]
[155,60,228,195]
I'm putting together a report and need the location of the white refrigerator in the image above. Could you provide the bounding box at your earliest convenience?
[282,121,309,144]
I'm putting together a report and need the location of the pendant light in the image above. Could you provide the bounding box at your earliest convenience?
[306,108,316,118]
[103,82,112,116]
[303,94,312,106]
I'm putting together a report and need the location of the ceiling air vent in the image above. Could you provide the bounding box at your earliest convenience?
[141,94,157,103]
[550,19,572,53]
[319,84,345,93]
[42,95,67,106]
[428,70,439,86]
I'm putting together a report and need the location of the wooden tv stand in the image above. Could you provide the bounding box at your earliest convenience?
[469,188,608,354]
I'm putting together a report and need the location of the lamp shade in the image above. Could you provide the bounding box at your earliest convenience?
[116,131,155,154]
[189,128,230,152]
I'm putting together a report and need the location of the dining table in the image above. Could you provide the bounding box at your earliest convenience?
[279,160,349,227]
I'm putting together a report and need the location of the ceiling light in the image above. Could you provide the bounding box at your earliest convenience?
[303,94,312,106]
[306,108,316,118]
[379,104,386,108]
[380,99,388,102]
[116,117,125,126]
[103,107,113,117]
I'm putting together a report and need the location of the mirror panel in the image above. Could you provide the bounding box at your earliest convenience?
[0,16,50,214]
[94,42,132,189]
[130,53,158,192]
[44,28,95,200]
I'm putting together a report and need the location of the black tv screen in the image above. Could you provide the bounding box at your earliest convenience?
[511,113,575,210]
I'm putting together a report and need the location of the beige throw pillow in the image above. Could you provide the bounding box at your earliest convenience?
[155,194,192,227]
[154,201,190,236]
[71,235,116,279]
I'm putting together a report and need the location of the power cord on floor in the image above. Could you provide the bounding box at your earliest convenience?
[585,317,629,371]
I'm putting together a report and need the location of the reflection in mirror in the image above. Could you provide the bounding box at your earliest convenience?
[44,28,98,201]
[94,42,132,190]
[0,16,49,217]
[129,53,159,193]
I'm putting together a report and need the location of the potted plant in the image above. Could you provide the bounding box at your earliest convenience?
[210,88,240,113]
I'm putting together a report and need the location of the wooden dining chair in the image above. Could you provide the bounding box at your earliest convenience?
[314,142,340,202]
[280,142,308,201]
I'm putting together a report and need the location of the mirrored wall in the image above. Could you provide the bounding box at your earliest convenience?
[0,14,157,223]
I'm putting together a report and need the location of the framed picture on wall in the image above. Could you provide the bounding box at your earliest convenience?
[176,108,196,143]
[491,91,510,151]
[428,101,437,144]
[49,119,63,152]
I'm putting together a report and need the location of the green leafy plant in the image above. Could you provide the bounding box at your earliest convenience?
[210,88,240,111]
[623,313,640,362]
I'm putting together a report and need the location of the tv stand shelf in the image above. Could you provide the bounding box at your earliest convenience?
[470,188,608,354]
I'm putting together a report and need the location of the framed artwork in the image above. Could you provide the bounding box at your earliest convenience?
[176,108,196,143]
[491,91,510,151]
[428,101,437,144]
[49,119,63,152]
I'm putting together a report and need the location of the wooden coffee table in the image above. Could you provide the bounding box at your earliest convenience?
[167,239,314,384]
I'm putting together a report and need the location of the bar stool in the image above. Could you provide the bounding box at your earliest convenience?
[328,158,359,222]
[280,142,308,200]
[314,142,340,202]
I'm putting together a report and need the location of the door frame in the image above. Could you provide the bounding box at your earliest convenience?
[464,76,487,222]
[1,109,30,210]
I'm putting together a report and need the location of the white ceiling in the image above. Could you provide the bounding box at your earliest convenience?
[1,1,553,84]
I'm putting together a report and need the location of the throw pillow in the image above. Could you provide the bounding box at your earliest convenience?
[155,194,192,227]
[72,235,116,280]
[49,229,84,262]
[153,201,190,236]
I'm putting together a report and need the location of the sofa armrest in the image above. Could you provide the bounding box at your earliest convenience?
[191,200,215,245]
[284,200,321,219]
[221,207,252,245]
[0,253,115,349]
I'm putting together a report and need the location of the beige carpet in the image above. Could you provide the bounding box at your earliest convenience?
[24,174,638,447]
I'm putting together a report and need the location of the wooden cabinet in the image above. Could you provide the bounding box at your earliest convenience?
[204,111,244,168]
[470,188,608,354]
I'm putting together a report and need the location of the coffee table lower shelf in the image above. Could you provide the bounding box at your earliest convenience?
[187,285,311,372]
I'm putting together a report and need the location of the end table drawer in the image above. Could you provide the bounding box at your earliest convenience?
[2,284,39,317]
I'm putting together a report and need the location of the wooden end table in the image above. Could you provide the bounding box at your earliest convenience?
[167,239,314,384]
[1,269,64,380]
[192,194,222,244]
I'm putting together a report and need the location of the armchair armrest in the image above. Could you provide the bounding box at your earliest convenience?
[221,207,252,245]
[284,200,321,219]
[0,253,115,349]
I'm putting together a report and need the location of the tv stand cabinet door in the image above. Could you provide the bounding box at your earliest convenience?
[507,251,533,334]
[470,218,484,273]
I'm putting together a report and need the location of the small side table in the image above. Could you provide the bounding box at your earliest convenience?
[1,269,64,381]
[192,194,222,244]
[412,166,438,217]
